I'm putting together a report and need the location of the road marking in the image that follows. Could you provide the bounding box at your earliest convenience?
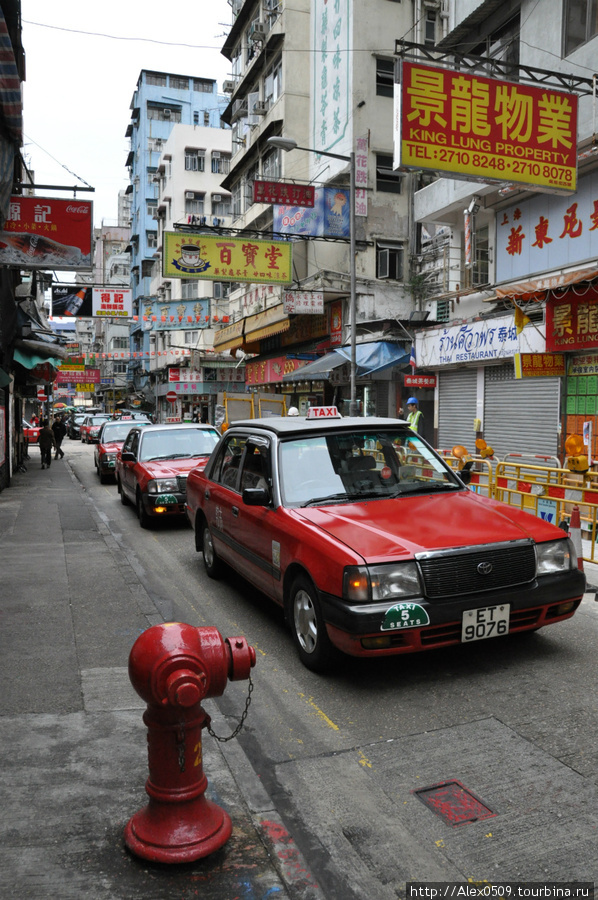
[297,693,339,730]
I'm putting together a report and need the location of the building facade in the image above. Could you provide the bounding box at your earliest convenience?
[410,0,598,461]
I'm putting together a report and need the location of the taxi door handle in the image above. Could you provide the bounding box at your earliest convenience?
[232,506,239,517]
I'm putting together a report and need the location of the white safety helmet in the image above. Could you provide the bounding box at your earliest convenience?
[287,406,299,416]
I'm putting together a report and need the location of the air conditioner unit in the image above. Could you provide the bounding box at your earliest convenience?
[250,21,267,40]
[212,194,222,202]
[163,108,172,118]
[252,100,269,115]
[212,150,221,159]
[230,98,248,122]
[185,191,195,199]
[223,80,235,93]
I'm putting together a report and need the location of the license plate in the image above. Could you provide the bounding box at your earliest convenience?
[461,604,510,642]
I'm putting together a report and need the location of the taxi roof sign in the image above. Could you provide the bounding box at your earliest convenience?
[306,406,342,419]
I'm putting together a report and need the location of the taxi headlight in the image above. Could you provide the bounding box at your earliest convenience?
[147,478,178,494]
[104,453,116,462]
[343,563,421,603]
[536,538,575,575]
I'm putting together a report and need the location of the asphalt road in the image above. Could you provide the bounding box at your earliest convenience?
[70,438,598,895]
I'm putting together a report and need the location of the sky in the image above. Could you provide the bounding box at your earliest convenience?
[21,1,232,227]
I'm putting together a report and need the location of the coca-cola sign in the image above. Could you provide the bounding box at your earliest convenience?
[0,196,93,272]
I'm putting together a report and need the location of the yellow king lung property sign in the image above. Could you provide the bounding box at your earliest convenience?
[163,232,293,285]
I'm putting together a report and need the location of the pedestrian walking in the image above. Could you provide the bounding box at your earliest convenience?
[38,419,56,469]
[52,415,67,459]
[406,397,423,433]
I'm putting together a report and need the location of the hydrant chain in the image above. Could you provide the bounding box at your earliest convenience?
[207,674,254,743]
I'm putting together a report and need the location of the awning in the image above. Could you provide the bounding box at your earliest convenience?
[492,266,598,302]
[12,347,64,370]
[244,304,290,343]
[283,342,409,382]
[213,319,244,352]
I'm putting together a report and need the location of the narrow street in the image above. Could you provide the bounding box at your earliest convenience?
[1,438,596,898]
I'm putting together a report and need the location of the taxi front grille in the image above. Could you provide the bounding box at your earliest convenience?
[418,543,536,600]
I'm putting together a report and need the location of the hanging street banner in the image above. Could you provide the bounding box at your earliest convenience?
[395,62,578,194]
[52,285,92,317]
[254,180,315,207]
[0,196,93,270]
[273,188,350,238]
[92,287,132,318]
[163,232,292,285]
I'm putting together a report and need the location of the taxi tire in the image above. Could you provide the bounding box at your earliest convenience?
[289,575,336,673]
[202,523,222,578]
[117,476,129,506]
[137,491,151,529]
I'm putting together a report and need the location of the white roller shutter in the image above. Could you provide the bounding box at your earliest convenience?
[483,363,560,460]
[437,369,478,452]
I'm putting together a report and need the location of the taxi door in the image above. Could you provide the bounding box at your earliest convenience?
[120,428,141,501]
[205,434,276,597]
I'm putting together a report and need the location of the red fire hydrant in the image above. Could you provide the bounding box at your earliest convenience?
[124,622,256,863]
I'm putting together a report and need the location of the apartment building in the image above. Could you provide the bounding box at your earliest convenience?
[215,0,427,420]
[410,0,598,460]
[124,70,228,400]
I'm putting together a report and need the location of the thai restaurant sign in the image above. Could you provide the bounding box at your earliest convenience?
[395,62,578,194]
[0,196,93,270]
[163,232,292,285]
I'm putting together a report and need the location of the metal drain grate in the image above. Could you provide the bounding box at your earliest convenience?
[413,779,496,827]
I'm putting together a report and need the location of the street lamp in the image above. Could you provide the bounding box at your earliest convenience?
[266,136,358,416]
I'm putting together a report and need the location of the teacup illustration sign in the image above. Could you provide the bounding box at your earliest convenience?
[172,243,211,274]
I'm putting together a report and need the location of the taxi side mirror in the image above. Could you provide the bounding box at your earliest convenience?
[242,487,270,506]
[121,451,136,462]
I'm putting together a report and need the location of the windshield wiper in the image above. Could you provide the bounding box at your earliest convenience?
[146,453,194,461]
[301,492,351,507]
[395,482,461,496]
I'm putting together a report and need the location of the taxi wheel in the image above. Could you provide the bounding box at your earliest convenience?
[202,523,222,578]
[117,476,129,506]
[137,491,151,529]
[289,575,336,672]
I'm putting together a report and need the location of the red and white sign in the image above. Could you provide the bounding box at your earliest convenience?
[92,287,132,319]
[405,374,437,388]
[166,391,177,403]
[254,180,315,208]
[306,406,341,419]
[0,196,93,271]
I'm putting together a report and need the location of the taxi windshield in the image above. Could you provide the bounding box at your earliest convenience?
[140,428,220,461]
[101,423,141,443]
[278,430,461,507]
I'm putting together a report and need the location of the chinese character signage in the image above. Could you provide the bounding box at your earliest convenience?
[496,172,598,281]
[254,180,315,207]
[92,288,132,318]
[283,291,324,314]
[396,62,577,194]
[246,356,308,385]
[163,232,292,285]
[546,288,598,351]
[273,188,350,238]
[355,134,368,217]
[417,313,545,368]
[514,353,565,378]
[405,374,437,387]
[312,0,351,167]
[150,297,210,330]
[0,196,93,270]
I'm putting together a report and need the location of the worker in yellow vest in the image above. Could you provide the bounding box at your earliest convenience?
[406,397,423,433]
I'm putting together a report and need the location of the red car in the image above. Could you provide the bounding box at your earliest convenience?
[115,423,220,528]
[80,414,110,444]
[185,408,586,672]
[22,419,41,443]
[94,418,151,483]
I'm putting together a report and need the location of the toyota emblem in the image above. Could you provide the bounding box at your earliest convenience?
[477,561,493,575]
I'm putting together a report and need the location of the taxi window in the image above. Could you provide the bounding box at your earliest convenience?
[212,435,248,491]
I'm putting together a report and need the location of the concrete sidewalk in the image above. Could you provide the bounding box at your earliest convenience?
[0,454,322,900]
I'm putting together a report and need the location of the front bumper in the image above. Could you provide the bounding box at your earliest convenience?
[318,569,586,657]
[141,491,187,517]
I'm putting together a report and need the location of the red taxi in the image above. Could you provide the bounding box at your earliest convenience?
[23,419,41,443]
[80,414,110,444]
[185,407,586,672]
[94,418,150,483]
[116,423,220,528]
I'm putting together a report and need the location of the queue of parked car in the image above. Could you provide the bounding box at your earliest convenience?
[77,407,587,673]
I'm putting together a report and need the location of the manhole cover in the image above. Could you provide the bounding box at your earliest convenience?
[413,779,496,827]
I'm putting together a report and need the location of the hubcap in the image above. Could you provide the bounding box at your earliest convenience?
[203,529,214,567]
[294,589,317,653]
